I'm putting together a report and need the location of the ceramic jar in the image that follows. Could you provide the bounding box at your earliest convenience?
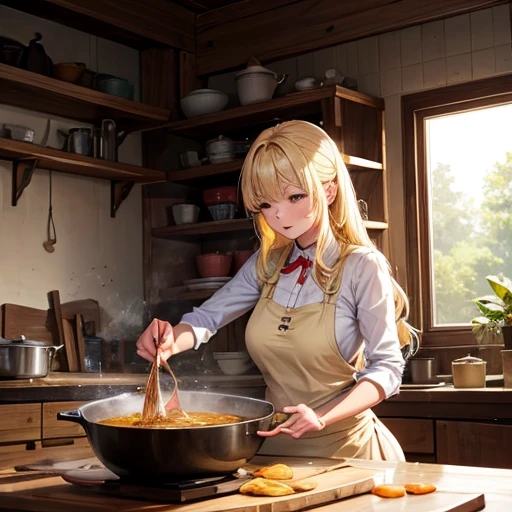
[235,65,285,105]
[451,354,487,388]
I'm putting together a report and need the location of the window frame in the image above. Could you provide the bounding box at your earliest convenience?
[402,74,512,347]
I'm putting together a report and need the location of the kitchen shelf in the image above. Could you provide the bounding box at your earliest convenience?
[152,218,387,239]
[152,218,253,238]
[0,137,165,217]
[0,63,171,131]
[166,159,244,183]
[165,155,382,185]
[152,85,384,138]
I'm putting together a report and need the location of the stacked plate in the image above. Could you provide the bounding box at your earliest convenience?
[184,277,231,291]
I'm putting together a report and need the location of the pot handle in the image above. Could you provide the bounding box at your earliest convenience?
[276,73,286,85]
[57,410,85,426]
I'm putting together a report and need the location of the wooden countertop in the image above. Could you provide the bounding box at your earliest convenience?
[0,372,267,404]
[0,447,509,511]
[0,372,266,388]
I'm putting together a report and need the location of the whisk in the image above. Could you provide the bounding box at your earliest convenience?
[141,337,188,422]
[141,343,166,421]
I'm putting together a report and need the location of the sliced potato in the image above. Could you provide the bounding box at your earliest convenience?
[288,478,318,492]
[371,484,406,498]
[253,463,294,480]
[239,477,295,496]
[405,482,437,495]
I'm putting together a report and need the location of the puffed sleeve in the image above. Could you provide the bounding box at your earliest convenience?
[352,251,405,397]
[180,251,261,349]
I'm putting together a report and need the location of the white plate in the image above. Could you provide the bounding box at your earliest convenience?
[184,277,231,285]
[187,283,225,291]
[400,382,446,389]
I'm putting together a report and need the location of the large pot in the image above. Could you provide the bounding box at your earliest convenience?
[0,335,62,378]
[57,390,275,481]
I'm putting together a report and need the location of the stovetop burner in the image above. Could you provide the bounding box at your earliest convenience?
[70,473,249,503]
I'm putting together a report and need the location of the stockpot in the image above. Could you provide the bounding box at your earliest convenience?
[0,335,62,379]
[57,390,275,481]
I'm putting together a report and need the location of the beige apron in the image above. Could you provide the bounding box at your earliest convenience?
[245,256,404,461]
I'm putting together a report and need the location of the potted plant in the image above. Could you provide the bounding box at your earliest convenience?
[472,274,512,349]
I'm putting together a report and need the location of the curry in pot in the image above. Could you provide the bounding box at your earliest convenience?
[99,411,245,428]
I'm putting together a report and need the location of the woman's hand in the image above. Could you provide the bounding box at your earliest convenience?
[136,318,176,362]
[257,403,325,439]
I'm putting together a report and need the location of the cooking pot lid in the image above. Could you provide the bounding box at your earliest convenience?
[235,65,276,78]
[0,334,48,347]
[452,354,485,364]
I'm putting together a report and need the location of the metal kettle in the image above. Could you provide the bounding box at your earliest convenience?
[96,119,128,162]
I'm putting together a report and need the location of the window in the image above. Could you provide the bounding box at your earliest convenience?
[403,75,512,346]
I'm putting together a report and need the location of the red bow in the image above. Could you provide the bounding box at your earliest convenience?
[280,255,312,285]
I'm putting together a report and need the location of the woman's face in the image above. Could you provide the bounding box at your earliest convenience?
[259,184,319,247]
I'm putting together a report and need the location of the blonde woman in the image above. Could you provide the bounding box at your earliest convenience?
[137,120,416,461]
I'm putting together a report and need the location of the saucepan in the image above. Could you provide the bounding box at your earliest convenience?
[57,390,275,481]
[0,336,63,379]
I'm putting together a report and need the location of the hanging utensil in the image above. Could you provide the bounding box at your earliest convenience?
[43,170,57,253]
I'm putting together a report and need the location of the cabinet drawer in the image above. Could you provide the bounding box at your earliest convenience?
[380,418,434,454]
[42,401,88,439]
[0,404,41,443]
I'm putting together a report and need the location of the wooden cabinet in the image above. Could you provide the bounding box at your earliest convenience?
[436,420,512,470]
[380,418,435,455]
[143,86,389,331]
[42,401,87,440]
[0,404,41,443]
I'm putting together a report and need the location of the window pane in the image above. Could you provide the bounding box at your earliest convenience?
[426,104,512,327]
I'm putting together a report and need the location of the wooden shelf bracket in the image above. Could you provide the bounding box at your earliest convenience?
[12,158,38,207]
[111,180,135,218]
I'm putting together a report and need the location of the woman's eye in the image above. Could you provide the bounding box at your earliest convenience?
[258,202,271,210]
[289,194,306,203]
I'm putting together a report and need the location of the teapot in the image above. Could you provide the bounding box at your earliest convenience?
[19,33,52,76]
[96,119,128,162]
[451,354,486,388]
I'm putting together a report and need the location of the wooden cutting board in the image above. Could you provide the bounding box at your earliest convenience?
[0,467,375,512]
[0,468,485,512]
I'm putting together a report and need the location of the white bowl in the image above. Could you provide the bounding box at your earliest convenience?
[172,204,200,225]
[180,89,229,118]
[216,357,256,375]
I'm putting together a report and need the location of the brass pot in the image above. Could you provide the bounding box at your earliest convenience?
[451,354,486,388]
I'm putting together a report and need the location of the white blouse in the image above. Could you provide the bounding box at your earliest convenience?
[180,242,405,399]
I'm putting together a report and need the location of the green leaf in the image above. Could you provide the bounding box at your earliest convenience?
[487,275,512,306]
[474,300,505,321]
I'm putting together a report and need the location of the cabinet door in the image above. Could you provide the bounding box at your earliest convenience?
[0,404,41,443]
[437,420,512,469]
[380,418,434,454]
[42,401,88,439]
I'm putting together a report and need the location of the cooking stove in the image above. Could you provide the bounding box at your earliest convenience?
[65,473,249,503]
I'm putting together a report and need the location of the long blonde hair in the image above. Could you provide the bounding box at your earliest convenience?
[240,120,414,347]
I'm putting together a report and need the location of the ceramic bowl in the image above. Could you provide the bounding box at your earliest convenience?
[213,352,255,375]
[53,62,86,83]
[208,203,236,221]
[202,186,237,206]
[196,253,232,278]
[171,204,200,225]
[180,89,229,118]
